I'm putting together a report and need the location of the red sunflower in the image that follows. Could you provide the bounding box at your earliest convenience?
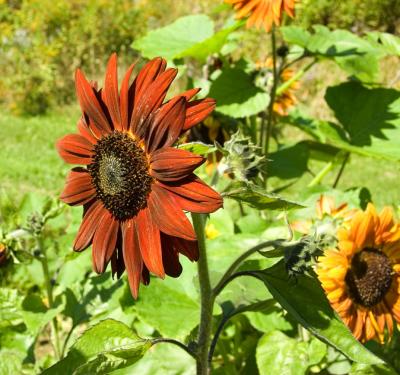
[56,54,223,298]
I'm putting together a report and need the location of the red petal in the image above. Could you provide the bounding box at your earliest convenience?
[133,57,167,108]
[122,219,143,299]
[75,69,112,136]
[135,207,165,278]
[180,88,201,101]
[60,167,96,206]
[182,98,216,131]
[159,175,222,214]
[150,147,205,182]
[92,210,119,274]
[110,246,125,280]
[73,201,104,251]
[130,68,178,137]
[104,53,122,131]
[120,63,135,131]
[160,233,183,277]
[77,117,97,144]
[164,234,199,261]
[56,134,93,165]
[148,184,196,241]
[147,96,186,152]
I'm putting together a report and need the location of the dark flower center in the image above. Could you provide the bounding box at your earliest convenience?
[88,132,153,220]
[345,248,393,307]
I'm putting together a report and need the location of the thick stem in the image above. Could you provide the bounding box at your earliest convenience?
[192,213,213,375]
[38,237,61,359]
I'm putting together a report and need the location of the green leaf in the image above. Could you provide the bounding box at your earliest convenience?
[367,32,400,56]
[132,15,214,60]
[245,309,293,334]
[0,288,23,328]
[209,68,270,118]
[268,142,310,179]
[20,294,64,337]
[178,142,217,155]
[280,26,311,48]
[350,364,398,375]
[134,278,199,340]
[325,82,400,160]
[222,182,304,210]
[256,331,311,374]
[43,319,151,375]
[178,21,241,62]
[252,261,383,365]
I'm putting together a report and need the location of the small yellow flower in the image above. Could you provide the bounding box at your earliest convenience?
[205,223,220,240]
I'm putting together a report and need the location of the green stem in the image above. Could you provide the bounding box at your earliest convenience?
[307,161,335,188]
[38,237,61,360]
[332,152,350,188]
[192,213,213,375]
[264,26,278,158]
[152,338,198,359]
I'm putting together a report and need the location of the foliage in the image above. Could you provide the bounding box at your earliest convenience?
[1,2,400,375]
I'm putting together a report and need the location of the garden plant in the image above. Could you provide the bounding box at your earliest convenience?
[1,0,400,374]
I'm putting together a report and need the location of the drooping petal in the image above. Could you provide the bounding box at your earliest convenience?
[73,201,105,251]
[160,233,183,277]
[131,68,178,138]
[92,210,119,274]
[135,207,165,278]
[150,147,205,182]
[148,184,196,241]
[56,134,93,165]
[158,175,223,213]
[110,246,125,279]
[146,96,186,152]
[182,98,216,132]
[75,69,112,136]
[120,63,135,131]
[77,117,97,144]
[103,53,122,131]
[122,219,143,299]
[60,167,96,206]
[163,234,199,261]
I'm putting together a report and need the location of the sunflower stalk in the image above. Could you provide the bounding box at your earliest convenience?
[192,213,214,375]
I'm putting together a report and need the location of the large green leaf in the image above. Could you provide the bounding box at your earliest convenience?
[256,331,326,374]
[132,15,237,62]
[43,319,151,375]
[0,288,23,328]
[252,262,383,365]
[209,68,270,118]
[222,182,304,210]
[281,25,380,81]
[133,278,200,340]
[325,82,400,160]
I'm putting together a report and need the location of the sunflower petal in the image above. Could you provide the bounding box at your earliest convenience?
[182,98,216,132]
[150,147,205,182]
[120,63,135,131]
[148,184,196,241]
[135,207,165,278]
[122,219,143,299]
[60,167,95,206]
[104,53,122,131]
[56,134,93,165]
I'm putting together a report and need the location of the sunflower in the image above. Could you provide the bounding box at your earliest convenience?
[225,0,296,31]
[317,203,400,343]
[56,54,223,298]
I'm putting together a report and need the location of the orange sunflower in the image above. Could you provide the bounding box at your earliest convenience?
[225,0,296,31]
[56,54,223,298]
[317,203,400,343]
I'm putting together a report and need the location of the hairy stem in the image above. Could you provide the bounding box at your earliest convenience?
[38,237,61,359]
[192,213,214,375]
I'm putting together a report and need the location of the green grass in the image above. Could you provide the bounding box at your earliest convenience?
[0,109,399,209]
[0,107,79,196]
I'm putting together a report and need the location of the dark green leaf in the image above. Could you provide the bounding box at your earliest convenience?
[268,142,309,179]
[222,182,304,210]
[209,68,269,118]
[43,319,151,375]
[252,262,383,365]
